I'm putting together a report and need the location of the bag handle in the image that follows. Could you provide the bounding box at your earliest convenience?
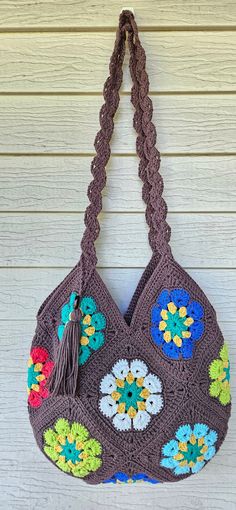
[80,10,171,272]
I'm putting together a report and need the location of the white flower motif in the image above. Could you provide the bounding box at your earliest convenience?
[100,373,116,394]
[99,395,117,417]
[130,359,148,378]
[112,359,129,379]
[99,358,164,431]
[133,410,151,431]
[146,394,163,414]
[113,413,131,431]
[143,373,162,393]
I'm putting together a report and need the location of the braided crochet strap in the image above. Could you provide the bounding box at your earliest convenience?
[128,28,171,254]
[80,10,171,274]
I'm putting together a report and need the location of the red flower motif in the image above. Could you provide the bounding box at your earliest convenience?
[31,346,49,364]
[28,390,42,408]
[27,346,54,408]
[41,360,54,378]
[38,379,49,399]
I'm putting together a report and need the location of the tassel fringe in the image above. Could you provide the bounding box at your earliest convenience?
[47,304,81,397]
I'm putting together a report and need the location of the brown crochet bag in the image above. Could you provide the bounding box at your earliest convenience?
[27,10,231,485]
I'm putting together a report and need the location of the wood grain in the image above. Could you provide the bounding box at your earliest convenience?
[0,32,235,92]
[1,155,236,212]
[1,212,235,267]
[0,1,235,28]
[1,267,236,321]
[0,95,235,154]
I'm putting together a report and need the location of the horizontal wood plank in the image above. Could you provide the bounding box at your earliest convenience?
[0,212,235,267]
[1,155,235,212]
[0,463,235,510]
[1,267,236,322]
[0,1,235,28]
[0,32,235,92]
[0,95,235,154]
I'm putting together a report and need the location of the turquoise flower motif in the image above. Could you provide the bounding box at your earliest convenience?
[160,423,218,476]
[58,292,106,365]
[151,288,204,359]
[103,471,159,484]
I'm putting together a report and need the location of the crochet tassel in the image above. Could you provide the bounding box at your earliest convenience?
[47,296,81,397]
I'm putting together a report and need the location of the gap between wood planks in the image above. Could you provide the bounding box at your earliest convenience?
[0,152,236,157]
[0,91,235,96]
[0,266,235,270]
[0,211,235,215]
[0,26,235,33]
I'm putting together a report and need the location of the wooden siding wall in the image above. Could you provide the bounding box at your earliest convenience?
[0,2,236,509]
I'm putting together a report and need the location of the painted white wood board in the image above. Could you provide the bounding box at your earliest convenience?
[0,1,235,28]
[1,156,236,212]
[0,95,235,154]
[0,32,235,92]
[0,212,235,267]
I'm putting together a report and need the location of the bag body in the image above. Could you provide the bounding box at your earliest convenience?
[27,10,231,485]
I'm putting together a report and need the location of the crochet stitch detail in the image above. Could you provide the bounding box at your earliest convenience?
[209,343,231,405]
[43,419,102,477]
[151,288,204,359]
[27,347,54,407]
[160,423,218,476]
[79,11,171,276]
[103,472,160,484]
[99,359,163,431]
[58,292,106,365]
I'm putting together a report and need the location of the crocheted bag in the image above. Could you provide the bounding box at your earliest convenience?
[27,10,231,485]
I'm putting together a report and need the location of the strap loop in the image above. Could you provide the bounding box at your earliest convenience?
[80,10,171,271]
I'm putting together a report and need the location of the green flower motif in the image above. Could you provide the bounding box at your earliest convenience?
[57,293,106,366]
[43,418,102,477]
[209,343,231,405]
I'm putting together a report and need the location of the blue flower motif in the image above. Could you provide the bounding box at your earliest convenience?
[57,292,106,365]
[160,423,218,476]
[103,471,159,484]
[150,288,204,360]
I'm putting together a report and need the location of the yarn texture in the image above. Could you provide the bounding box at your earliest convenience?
[27,10,231,485]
